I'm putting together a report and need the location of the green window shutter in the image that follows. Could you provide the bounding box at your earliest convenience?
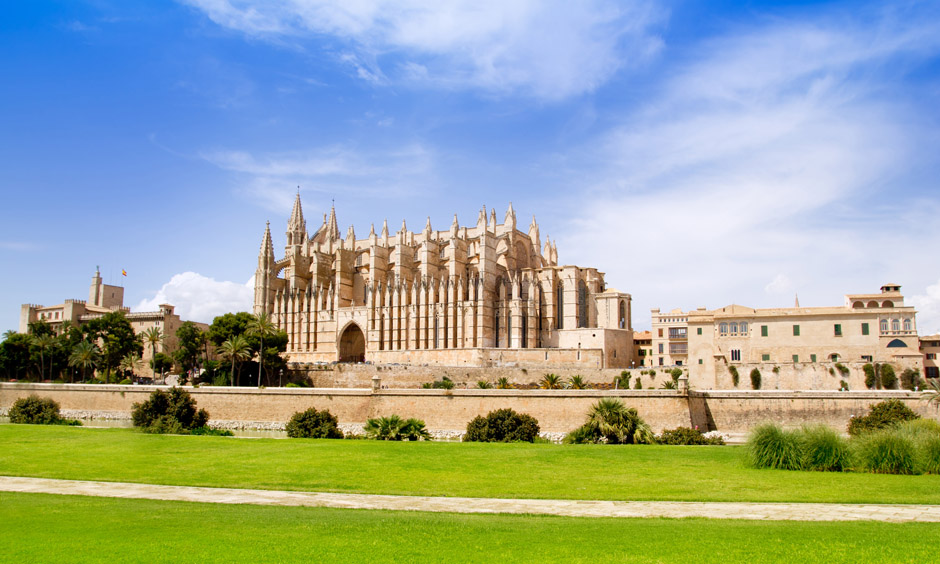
[793,325,800,336]
[697,327,702,335]
[761,353,770,361]
[792,354,799,363]
[811,354,817,363]
[761,325,768,337]
[698,358,703,364]
[834,324,842,336]
[861,323,869,336]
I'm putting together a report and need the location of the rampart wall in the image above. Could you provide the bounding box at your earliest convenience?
[2,383,935,434]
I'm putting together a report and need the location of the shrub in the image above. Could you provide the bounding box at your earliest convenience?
[750,368,762,390]
[132,387,209,433]
[657,426,725,445]
[746,423,803,470]
[564,399,655,445]
[614,371,631,390]
[800,425,850,472]
[772,366,780,374]
[464,408,540,443]
[569,375,589,389]
[900,368,922,391]
[853,430,917,475]
[669,368,682,382]
[863,363,877,389]
[476,380,492,389]
[880,364,898,389]
[422,376,455,389]
[8,395,80,426]
[118,378,132,385]
[660,380,676,390]
[495,377,512,389]
[839,380,849,391]
[633,377,642,390]
[847,399,920,436]
[834,363,849,376]
[364,415,431,441]
[539,373,562,389]
[286,408,343,439]
[729,366,739,387]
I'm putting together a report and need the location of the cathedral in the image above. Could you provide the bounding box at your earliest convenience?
[253,195,634,368]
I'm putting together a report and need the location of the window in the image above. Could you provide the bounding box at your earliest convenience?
[810,354,817,363]
[618,301,626,329]
[928,353,937,360]
[556,283,564,329]
[830,353,839,362]
[638,349,646,356]
[880,319,888,332]
[698,359,703,365]
[658,357,664,366]
[903,319,912,332]
[730,322,738,336]
[762,354,770,361]
[861,323,869,336]
[792,354,799,363]
[669,328,687,339]
[658,328,663,337]
[834,324,842,337]
[892,319,900,332]
[670,343,687,355]
[658,343,664,354]
[697,327,702,335]
[719,323,728,336]
[761,325,768,337]
[793,325,800,336]
[577,279,588,328]
[862,355,873,362]
[731,349,741,361]
[740,322,748,334]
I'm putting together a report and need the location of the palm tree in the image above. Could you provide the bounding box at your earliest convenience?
[68,341,99,383]
[569,375,589,389]
[31,334,55,381]
[496,376,512,389]
[476,380,492,389]
[581,398,655,445]
[217,335,251,387]
[246,312,277,387]
[924,378,940,408]
[539,373,562,389]
[364,415,431,441]
[143,327,163,382]
[120,353,143,380]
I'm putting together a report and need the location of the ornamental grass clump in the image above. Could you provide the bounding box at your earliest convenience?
[799,425,850,472]
[746,423,803,470]
[286,408,343,439]
[895,419,940,474]
[8,395,81,426]
[853,430,917,475]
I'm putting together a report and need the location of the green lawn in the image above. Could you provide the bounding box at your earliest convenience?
[2,424,939,504]
[1,492,937,564]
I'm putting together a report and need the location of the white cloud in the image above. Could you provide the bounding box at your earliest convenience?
[911,280,940,336]
[180,0,666,100]
[134,272,254,323]
[764,274,793,296]
[556,9,940,328]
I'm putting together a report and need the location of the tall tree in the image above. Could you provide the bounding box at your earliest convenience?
[31,334,55,381]
[217,335,251,387]
[68,341,99,383]
[174,322,206,378]
[0,333,33,381]
[83,311,143,383]
[143,327,163,381]
[120,353,143,380]
[246,312,277,387]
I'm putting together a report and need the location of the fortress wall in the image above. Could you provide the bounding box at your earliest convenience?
[2,384,935,434]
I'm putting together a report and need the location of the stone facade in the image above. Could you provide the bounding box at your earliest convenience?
[652,284,927,389]
[18,269,208,364]
[254,195,634,368]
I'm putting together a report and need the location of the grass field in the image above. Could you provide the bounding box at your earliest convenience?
[2,424,939,504]
[2,492,937,563]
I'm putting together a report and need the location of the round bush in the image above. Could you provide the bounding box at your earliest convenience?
[131,387,209,433]
[464,408,540,443]
[853,430,917,474]
[799,425,850,472]
[746,423,803,470]
[657,426,725,446]
[847,399,920,436]
[286,408,343,439]
[8,395,67,425]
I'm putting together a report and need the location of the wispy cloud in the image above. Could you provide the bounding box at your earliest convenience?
[134,272,254,323]
[199,143,436,211]
[0,241,40,252]
[179,0,666,100]
[558,6,940,327]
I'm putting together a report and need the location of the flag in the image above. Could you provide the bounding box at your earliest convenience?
[122,269,127,276]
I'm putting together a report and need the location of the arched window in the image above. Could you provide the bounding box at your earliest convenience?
[880,319,888,333]
[740,322,748,335]
[495,306,500,348]
[719,323,728,336]
[892,319,900,332]
[830,353,839,362]
[867,300,879,308]
[730,322,738,336]
[556,282,564,330]
[853,301,864,308]
[578,279,588,328]
[903,318,912,332]
[618,301,626,329]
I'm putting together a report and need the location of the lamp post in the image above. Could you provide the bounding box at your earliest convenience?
[279,368,283,388]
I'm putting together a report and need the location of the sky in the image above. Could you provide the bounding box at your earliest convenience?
[2,0,940,335]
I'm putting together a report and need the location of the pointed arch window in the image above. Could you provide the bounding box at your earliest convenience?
[578,279,588,328]
[556,281,564,330]
[619,301,627,329]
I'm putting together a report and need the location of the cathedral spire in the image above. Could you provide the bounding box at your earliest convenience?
[477,206,487,229]
[288,191,305,233]
[327,204,340,240]
[424,216,432,237]
[381,219,389,239]
[489,207,497,229]
[504,202,516,230]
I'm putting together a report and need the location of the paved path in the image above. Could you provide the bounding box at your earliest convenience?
[2,476,939,523]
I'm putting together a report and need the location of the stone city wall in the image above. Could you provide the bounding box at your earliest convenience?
[2,383,936,435]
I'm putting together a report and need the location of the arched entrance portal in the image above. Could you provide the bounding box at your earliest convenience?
[339,323,366,363]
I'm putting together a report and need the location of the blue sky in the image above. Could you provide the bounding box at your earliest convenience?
[2,0,940,335]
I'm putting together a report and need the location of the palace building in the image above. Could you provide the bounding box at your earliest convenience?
[253,195,634,368]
